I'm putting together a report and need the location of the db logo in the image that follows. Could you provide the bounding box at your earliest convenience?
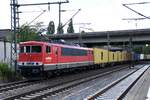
[45,57,52,62]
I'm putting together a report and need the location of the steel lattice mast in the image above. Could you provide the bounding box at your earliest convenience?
[10,0,19,71]
[10,0,69,72]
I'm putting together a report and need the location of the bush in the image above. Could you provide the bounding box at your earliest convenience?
[0,62,23,81]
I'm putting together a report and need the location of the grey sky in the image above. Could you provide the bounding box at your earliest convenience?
[0,0,150,32]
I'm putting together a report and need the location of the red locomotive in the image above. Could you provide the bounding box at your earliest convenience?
[18,41,93,77]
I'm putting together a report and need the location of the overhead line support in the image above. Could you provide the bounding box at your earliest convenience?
[14,1,69,6]
[123,2,150,5]
[10,0,69,72]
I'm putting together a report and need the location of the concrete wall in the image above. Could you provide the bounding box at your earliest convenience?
[0,41,11,63]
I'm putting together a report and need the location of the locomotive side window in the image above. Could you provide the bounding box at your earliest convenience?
[61,47,87,56]
[46,46,51,53]
[32,46,41,53]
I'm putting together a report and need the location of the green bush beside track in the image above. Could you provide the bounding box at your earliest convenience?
[0,62,23,82]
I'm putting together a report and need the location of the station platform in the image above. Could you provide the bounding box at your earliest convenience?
[123,65,150,100]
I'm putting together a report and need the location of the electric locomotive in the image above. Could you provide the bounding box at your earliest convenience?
[18,41,93,77]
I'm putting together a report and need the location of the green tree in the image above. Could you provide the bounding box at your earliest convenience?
[47,21,55,34]
[33,22,44,31]
[133,47,142,54]
[67,19,74,33]
[142,45,150,54]
[133,45,150,54]
[57,23,64,34]
[17,22,43,42]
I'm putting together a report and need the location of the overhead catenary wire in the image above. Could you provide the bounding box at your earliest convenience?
[27,10,46,25]
[11,1,69,6]
[122,3,150,20]
[61,9,81,30]
[123,2,150,5]
[122,17,150,21]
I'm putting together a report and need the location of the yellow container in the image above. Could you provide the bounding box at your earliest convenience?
[121,51,124,61]
[123,51,128,61]
[113,52,118,62]
[127,52,131,61]
[109,51,118,62]
[93,48,109,64]
[108,51,113,62]
[117,51,122,62]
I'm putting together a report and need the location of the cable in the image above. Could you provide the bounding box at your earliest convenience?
[122,4,150,20]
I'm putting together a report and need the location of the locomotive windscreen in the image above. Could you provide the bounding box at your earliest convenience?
[20,46,42,53]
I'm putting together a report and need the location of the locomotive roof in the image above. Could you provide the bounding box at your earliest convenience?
[20,41,93,50]
[20,41,48,45]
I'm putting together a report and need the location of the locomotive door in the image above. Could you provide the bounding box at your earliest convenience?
[53,47,58,64]
[45,46,51,64]
[45,46,58,64]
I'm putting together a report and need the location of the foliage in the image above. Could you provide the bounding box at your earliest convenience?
[33,22,44,31]
[17,22,43,42]
[67,19,74,33]
[57,23,64,34]
[0,62,22,81]
[133,47,142,54]
[142,46,150,54]
[47,21,55,34]
[133,45,150,54]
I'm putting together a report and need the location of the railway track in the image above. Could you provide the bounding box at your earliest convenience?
[0,80,28,89]
[0,64,132,100]
[86,64,149,100]
[39,65,146,100]
[0,64,146,100]
[0,80,37,93]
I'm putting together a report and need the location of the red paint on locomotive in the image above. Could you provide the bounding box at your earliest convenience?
[18,41,94,77]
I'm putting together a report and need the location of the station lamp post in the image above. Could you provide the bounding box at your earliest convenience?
[107,31,110,62]
[129,32,134,68]
[78,27,94,46]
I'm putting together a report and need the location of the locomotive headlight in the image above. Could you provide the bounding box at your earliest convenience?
[36,62,38,65]
[18,62,43,66]
[18,62,23,66]
[36,62,42,66]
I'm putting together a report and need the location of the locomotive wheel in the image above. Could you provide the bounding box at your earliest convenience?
[45,71,53,78]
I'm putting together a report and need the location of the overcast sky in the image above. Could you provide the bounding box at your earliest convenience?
[0,0,150,32]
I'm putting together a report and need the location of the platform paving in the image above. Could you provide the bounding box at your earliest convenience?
[123,65,150,100]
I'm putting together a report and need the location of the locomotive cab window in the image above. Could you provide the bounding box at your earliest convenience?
[46,46,51,53]
[20,46,24,53]
[26,46,30,53]
[20,46,41,53]
[32,46,41,53]
[20,46,30,53]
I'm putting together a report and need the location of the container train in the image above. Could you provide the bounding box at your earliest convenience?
[17,41,146,78]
